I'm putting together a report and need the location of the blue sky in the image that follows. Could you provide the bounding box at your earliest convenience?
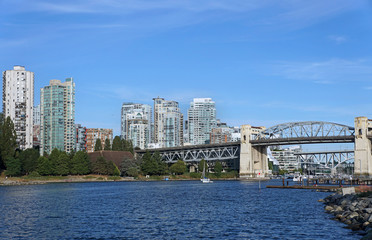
[1,0,372,139]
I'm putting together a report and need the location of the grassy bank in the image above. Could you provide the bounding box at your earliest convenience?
[0,171,239,185]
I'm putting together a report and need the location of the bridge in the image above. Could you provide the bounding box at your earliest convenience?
[135,117,372,178]
[295,150,354,175]
[136,142,241,171]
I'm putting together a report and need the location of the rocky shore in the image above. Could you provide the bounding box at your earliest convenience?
[322,191,372,239]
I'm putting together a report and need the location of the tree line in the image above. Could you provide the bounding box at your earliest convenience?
[120,151,225,177]
[5,148,121,177]
[0,115,226,178]
[94,136,134,154]
[0,116,121,177]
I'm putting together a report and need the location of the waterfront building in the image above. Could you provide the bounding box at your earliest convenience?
[210,127,233,144]
[187,98,217,145]
[153,97,183,148]
[2,66,34,150]
[270,146,302,172]
[210,120,240,144]
[76,124,87,152]
[40,78,75,154]
[121,103,152,149]
[86,128,113,152]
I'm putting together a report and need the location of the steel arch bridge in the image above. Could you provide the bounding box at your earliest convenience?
[251,121,355,146]
[135,121,361,175]
[295,150,354,173]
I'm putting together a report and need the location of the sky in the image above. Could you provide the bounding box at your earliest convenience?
[1,0,372,140]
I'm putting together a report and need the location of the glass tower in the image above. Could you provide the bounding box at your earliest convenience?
[40,78,75,154]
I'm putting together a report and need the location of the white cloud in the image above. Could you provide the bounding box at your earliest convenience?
[5,0,365,30]
[328,35,347,44]
[269,58,372,83]
[259,101,372,121]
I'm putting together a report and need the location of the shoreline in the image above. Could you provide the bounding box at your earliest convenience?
[322,187,372,239]
[0,175,244,186]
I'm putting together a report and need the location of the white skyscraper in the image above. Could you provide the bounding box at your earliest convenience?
[153,97,183,148]
[121,103,152,149]
[2,66,34,150]
[188,98,217,145]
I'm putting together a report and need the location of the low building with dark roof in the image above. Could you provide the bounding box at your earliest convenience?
[88,151,134,169]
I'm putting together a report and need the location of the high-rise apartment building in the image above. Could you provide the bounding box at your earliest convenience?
[121,103,152,149]
[153,97,183,148]
[76,124,87,152]
[40,78,75,154]
[86,128,113,152]
[210,120,241,144]
[2,66,34,150]
[188,98,217,145]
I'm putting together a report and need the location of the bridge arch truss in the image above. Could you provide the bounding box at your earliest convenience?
[295,150,354,174]
[251,121,355,146]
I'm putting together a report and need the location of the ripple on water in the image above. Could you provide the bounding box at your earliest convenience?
[0,180,361,239]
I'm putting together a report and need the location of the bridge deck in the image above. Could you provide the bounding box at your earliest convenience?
[251,136,355,146]
[135,141,240,153]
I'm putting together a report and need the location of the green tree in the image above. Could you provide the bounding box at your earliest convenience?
[127,167,138,177]
[5,157,21,176]
[139,152,167,175]
[153,152,167,175]
[92,156,107,174]
[19,148,40,175]
[278,169,288,175]
[122,139,134,154]
[104,138,111,151]
[120,154,137,176]
[37,156,53,176]
[198,159,207,173]
[140,151,157,175]
[214,161,223,177]
[107,161,120,176]
[55,152,70,176]
[169,160,187,175]
[94,139,102,151]
[112,136,123,151]
[71,151,91,175]
[0,116,17,168]
[48,148,61,175]
[268,160,273,171]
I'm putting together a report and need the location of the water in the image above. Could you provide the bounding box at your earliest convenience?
[0,180,360,239]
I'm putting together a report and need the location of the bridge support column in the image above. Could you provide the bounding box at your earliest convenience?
[239,125,268,178]
[354,117,372,176]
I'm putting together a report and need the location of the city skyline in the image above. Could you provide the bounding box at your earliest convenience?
[1,1,372,137]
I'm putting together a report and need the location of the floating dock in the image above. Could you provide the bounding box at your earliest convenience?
[266,185,341,190]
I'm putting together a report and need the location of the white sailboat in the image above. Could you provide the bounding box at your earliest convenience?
[200,161,213,183]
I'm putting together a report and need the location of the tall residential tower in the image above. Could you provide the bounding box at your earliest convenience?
[2,66,34,150]
[121,103,152,149]
[153,97,183,148]
[187,98,217,145]
[40,78,75,154]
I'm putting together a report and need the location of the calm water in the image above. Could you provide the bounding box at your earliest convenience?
[0,180,360,240]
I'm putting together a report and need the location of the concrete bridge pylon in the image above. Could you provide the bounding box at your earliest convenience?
[354,117,372,176]
[239,125,268,178]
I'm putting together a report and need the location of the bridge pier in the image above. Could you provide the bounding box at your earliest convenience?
[239,125,268,178]
[354,117,372,176]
